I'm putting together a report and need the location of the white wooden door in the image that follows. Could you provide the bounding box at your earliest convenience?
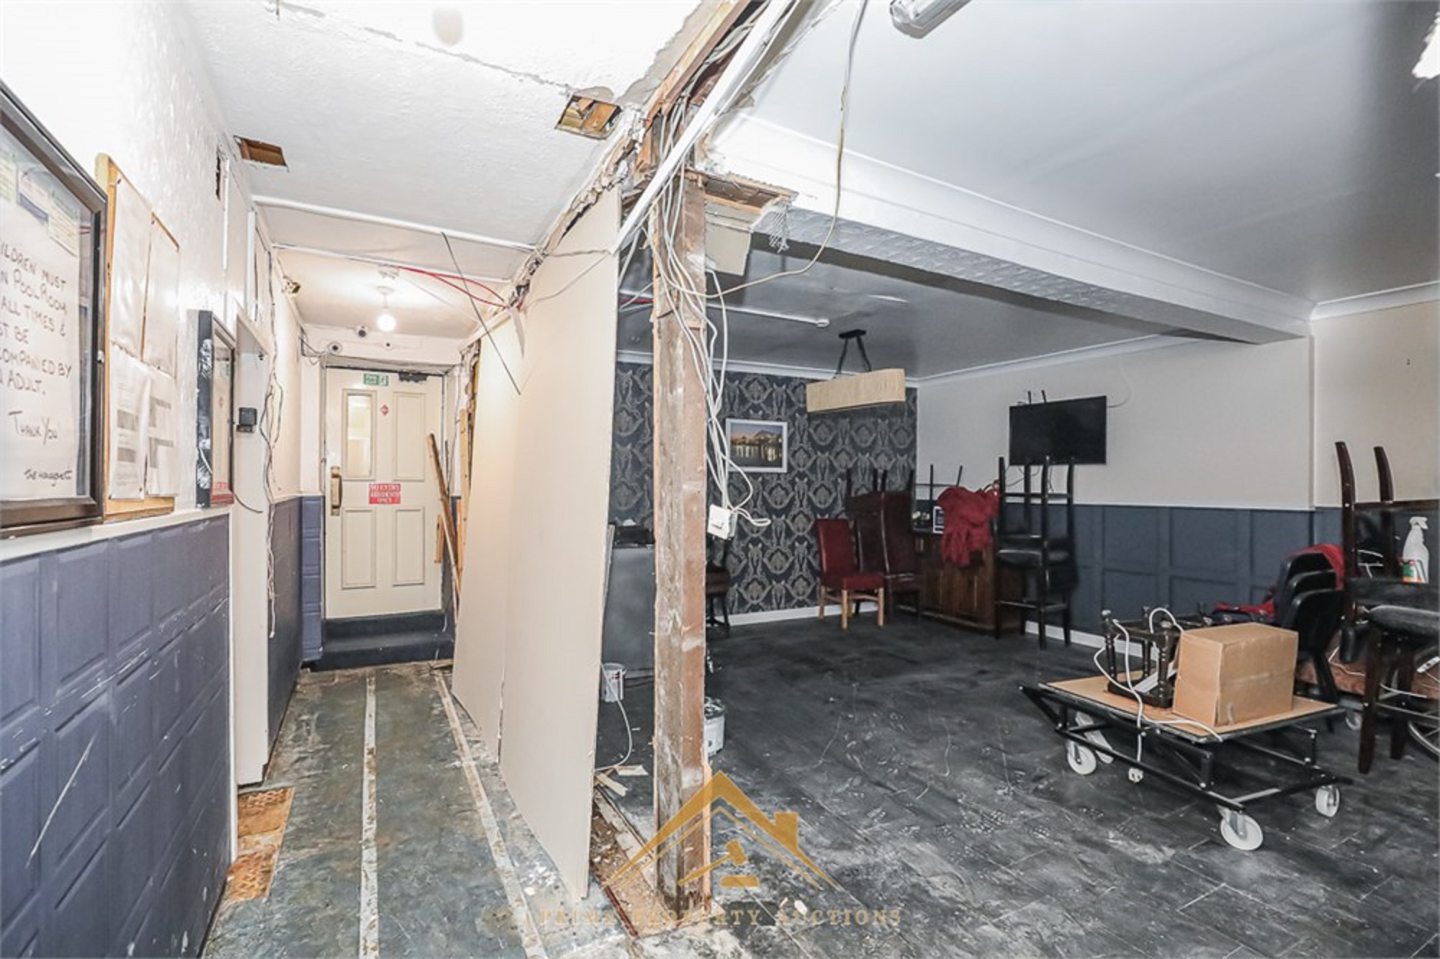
[324,368,444,619]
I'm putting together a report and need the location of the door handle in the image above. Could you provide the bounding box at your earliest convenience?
[330,466,343,516]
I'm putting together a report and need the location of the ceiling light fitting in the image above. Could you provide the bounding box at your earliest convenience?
[1416,13,1440,80]
[376,281,397,332]
[890,0,972,38]
[806,329,907,413]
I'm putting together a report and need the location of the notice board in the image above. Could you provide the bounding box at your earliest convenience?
[96,155,180,520]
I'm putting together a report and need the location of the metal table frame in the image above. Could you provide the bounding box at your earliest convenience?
[1022,681,1352,850]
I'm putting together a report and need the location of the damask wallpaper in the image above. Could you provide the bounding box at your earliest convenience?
[609,362,918,615]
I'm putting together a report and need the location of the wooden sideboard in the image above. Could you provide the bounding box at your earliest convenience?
[909,530,1024,634]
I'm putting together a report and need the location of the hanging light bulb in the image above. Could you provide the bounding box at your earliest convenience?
[376,284,397,332]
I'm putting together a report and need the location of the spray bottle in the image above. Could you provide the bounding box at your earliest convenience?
[1401,517,1430,584]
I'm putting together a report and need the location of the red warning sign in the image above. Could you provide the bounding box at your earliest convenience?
[369,482,401,505]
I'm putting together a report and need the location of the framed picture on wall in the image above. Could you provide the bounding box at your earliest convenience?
[0,82,107,535]
[726,419,787,474]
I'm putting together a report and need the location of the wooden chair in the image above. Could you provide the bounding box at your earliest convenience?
[705,536,732,635]
[814,517,886,630]
[847,489,921,618]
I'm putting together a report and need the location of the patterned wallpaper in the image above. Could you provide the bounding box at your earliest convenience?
[609,362,918,614]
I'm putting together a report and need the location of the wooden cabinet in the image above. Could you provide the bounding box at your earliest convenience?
[911,531,1023,633]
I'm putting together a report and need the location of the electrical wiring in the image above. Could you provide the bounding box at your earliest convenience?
[441,231,523,398]
[706,0,869,300]
[397,265,507,307]
[1091,620,1221,767]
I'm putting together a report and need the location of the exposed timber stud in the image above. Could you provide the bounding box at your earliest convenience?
[650,170,711,919]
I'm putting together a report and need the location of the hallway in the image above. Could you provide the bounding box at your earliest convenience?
[205,665,620,958]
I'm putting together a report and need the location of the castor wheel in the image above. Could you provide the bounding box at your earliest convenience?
[1218,808,1264,850]
[1127,767,1144,784]
[1314,784,1341,818]
[1066,740,1098,775]
[1344,711,1362,732]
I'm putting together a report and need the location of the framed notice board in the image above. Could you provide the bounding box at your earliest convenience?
[96,155,180,521]
[0,82,106,535]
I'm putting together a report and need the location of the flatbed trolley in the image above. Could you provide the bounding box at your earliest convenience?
[1022,676,1351,850]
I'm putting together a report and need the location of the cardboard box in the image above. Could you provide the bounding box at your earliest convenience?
[1173,623,1298,727]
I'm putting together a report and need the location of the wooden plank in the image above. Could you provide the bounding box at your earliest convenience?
[1046,674,1333,736]
[650,172,711,918]
[427,432,461,608]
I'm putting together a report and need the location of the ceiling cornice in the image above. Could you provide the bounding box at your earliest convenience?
[1309,281,1439,321]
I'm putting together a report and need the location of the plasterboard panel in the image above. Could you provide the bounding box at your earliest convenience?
[500,189,619,899]
[452,190,619,899]
[452,323,524,753]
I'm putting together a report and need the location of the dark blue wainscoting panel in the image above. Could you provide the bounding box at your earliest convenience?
[300,496,324,663]
[1064,505,1319,633]
[269,498,303,749]
[0,515,230,958]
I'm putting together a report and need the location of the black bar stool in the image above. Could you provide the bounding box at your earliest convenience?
[993,456,1077,647]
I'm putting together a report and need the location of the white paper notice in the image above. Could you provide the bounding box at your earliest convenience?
[108,178,151,357]
[0,125,83,500]
[107,349,150,500]
[145,370,178,496]
[141,221,179,375]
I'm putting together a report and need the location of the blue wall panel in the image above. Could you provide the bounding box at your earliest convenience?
[0,515,230,958]
[1064,504,1326,634]
[269,498,303,748]
[299,496,324,663]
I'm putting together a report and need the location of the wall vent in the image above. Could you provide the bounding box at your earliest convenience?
[235,136,288,168]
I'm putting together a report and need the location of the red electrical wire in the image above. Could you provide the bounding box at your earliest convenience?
[398,266,507,308]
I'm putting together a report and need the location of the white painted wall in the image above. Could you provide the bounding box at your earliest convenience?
[916,336,1315,509]
[2,1,309,786]
[918,300,1440,511]
[1312,301,1440,507]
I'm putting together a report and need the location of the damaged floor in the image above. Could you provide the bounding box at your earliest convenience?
[204,622,1439,958]
[597,618,1440,958]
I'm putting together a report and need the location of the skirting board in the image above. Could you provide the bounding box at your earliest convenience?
[728,600,892,626]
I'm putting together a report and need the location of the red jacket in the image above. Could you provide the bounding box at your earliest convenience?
[936,486,997,567]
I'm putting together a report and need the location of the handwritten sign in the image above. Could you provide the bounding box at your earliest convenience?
[369,482,401,505]
[0,124,83,500]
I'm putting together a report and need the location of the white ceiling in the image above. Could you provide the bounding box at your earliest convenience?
[186,0,703,333]
[712,0,1439,307]
[618,243,1179,378]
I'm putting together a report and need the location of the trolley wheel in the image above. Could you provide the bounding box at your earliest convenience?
[1314,785,1341,818]
[1344,711,1363,732]
[1127,767,1144,784]
[1218,809,1264,851]
[1066,740,1098,775]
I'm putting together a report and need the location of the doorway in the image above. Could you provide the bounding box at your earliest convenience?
[323,367,444,621]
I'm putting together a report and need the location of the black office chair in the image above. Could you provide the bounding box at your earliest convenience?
[1275,569,1337,627]
[993,456,1077,648]
[1288,589,1346,703]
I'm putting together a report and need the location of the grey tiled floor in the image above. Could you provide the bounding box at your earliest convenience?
[204,619,1439,958]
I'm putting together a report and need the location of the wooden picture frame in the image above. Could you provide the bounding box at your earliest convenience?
[0,82,107,536]
[96,154,176,521]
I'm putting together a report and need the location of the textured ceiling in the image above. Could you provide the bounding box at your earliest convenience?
[713,0,1439,305]
[185,0,701,328]
[618,242,1178,378]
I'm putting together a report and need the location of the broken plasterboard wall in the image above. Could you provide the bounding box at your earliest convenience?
[451,321,524,754]
[451,188,621,900]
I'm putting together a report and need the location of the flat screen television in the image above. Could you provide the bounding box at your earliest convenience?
[1009,396,1107,465]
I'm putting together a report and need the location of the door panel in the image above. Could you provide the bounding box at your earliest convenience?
[393,507,426,586]
[393,393,427,481]
[341,509,377,588]
[324,369,444,618]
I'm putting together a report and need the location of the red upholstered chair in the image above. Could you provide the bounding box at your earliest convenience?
[814,518,886,630]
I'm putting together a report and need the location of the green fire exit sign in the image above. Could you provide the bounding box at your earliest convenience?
[363,373,389,386]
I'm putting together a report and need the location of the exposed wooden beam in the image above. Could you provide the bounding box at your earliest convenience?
[650,172,711,919]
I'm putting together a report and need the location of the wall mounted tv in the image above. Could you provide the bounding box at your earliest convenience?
[1009,396,1108,465]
